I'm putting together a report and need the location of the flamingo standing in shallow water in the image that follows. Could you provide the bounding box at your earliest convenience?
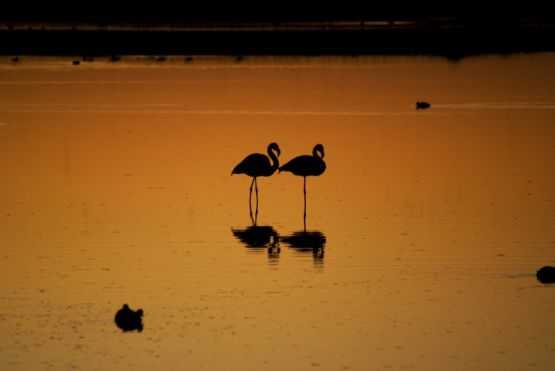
[279,144,326,225]
[232,142,281,222]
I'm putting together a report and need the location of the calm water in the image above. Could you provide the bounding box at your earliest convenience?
[1,55,555,370]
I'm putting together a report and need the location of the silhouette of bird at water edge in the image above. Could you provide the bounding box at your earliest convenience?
[537,266,555,284]
[416,101,431,109]
[114,304,144,332]
[232,143,281,222]
[279,144,326,224]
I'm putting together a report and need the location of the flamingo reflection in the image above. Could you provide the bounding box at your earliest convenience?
[281,230,326,263]
[232,224,281,258]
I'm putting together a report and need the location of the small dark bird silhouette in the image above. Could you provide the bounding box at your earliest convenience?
[232,143,281,222]
[114,304,144,332]
[416,101,431,109]
[279,144,326,225]
[537,266,555,284]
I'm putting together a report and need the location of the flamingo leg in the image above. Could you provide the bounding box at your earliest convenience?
[254,177,259,219]
[303,177,307,229]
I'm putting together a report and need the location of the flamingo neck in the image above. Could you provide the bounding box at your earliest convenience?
[268,148,280,171]
[313,147,323,159]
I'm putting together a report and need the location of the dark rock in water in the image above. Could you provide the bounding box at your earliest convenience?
[115,304,144,332]
[536,266,555,284]
[109,55,121,62]
[416,101,431,109]
[72,60,80,66]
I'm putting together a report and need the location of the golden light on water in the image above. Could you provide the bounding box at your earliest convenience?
[1,55,555,370]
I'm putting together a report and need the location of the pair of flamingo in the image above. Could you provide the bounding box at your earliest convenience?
[232,143,326,221]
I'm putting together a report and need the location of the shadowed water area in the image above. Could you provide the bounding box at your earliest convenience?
[1,54,555,370]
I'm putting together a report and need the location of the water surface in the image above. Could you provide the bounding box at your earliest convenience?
[1,55,555,370]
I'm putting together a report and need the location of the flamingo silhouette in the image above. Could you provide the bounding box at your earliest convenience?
[279,144,326,225]
[232,142,281,222]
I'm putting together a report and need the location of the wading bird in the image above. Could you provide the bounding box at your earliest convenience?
[279,144,326,225]
[232,142,281,222]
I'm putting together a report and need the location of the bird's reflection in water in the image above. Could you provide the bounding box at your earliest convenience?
[232,225,281,262]
[281,230,326,264]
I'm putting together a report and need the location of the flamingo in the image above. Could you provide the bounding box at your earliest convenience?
[232,142,281,222]
[279,144,326,224]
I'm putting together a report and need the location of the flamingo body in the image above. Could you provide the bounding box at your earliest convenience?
[279,155,326,176]
[232,142,281,177]
[279,144,326,177]
[232,153,276,177]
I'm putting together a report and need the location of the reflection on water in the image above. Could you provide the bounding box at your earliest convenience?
[1,55,555,370]
[232,224,281,262]
[281,230,326,264]
[232,224,326,264]
[232,225,279,249]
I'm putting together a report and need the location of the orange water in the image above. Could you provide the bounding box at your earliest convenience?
[1,55,554,370]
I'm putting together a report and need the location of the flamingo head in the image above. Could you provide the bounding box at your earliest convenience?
[313,144,325,159]
[268,142,281,157]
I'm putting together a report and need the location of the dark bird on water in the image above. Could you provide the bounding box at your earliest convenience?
[232,142,281,222]
[536,266,555,284]
[416,101,431,109]
[279,144,326,224]
[114,304,144,332]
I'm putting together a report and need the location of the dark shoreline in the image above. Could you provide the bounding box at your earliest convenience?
[2,21,555,59]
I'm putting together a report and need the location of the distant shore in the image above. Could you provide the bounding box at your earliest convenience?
[2,20,555,58]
